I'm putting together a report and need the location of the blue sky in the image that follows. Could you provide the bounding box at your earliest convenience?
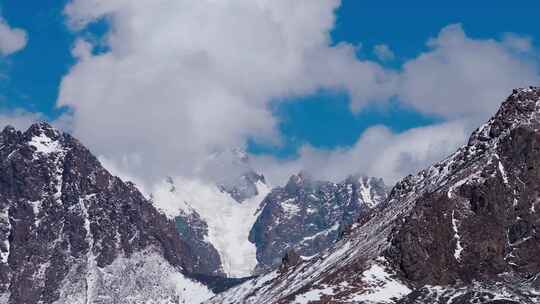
[1,1,540,184]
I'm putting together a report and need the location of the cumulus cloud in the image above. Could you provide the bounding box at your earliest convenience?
[398,24,539,120]
[58,0,395,185]
[253,120,470,186]
[0,16,27,56]
[57,0,540,189]
[255,24,540,186]
[373,44,395,62]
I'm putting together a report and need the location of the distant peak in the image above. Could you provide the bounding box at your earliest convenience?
[287,171,309,185]
[208,147,250,164]
[230,147,249,162]
[468,86,540,145]
[25,121,61,140]
[23,122,66,155]
[1,125,16,134]
[511,86,540,98]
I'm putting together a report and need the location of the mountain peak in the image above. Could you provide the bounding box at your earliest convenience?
[22,122,65,156]
[469,86,540,145]
[1,125,17,135]
[284,171,314,192]
[25,121,60,138]
[0,122,216,303]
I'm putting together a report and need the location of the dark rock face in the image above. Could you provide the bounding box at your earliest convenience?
[174,209,224,277]
[279,249,301,272]
[158,176,225,277]
[249,173,387,273]
[209,87,540,304]
[385,88,540,287]
[0,123,213,303]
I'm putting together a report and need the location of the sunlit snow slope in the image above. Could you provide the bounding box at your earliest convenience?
[153,177,270,277]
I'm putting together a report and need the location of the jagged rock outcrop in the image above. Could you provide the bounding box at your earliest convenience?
[174,208,224,277]
[249,173,387,273]
[208,87,540,303]
[0,122,214,303]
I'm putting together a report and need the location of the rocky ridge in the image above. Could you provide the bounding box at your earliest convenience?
[0,122,215,303]
[249,173,387,273]
[207,87,540,303]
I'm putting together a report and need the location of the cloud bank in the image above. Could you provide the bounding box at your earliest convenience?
[253,120,471,185]
[59,0,394,185]
[54,1,540,187]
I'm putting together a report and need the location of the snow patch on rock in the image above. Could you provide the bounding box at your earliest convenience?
[28,133,62,155]
[281,199,301,218]
[55,251,213,304]
[452,210,464,261]
[292,285,334,304]
[0,208,10,264]
[350,259,411,303]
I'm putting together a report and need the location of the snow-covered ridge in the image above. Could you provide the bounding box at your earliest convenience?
[152,177,270,277]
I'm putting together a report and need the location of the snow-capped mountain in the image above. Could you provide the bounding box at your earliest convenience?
[250,173,387,273]
[150,154,387,278]
[152,175,271,278]
[150,147,272,278]
[207,87,540,303]
[0,123,214,303]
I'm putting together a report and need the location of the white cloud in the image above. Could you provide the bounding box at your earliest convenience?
[257,24,540,186]
[98,155,150,196]
[0,16,27,56]
[0,109,42,130]
[58,0,395,184]
[253,120,470,186]
[398,24,539,120]
[57,1,540,189]
[373,44,395,62]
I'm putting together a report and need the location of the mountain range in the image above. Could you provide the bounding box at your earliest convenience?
[1,87,540,303]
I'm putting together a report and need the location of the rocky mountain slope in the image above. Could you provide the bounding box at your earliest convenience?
[250,173,387,273]
[0,122,215,304]
[207,88,540,303]
[151,156,387,278]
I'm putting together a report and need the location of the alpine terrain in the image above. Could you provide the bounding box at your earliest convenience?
[250,173,387,273]
[208,88,540,303]
[0,122,215,303]
[3,87,540,304]
[150,151,387,278]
